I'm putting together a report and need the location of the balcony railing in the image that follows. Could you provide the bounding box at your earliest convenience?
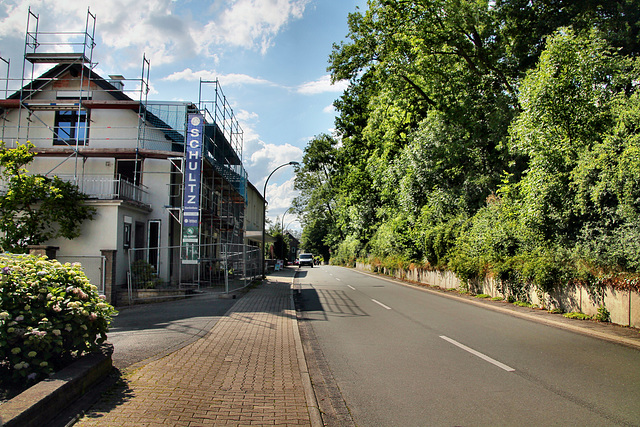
[56,175,151,207]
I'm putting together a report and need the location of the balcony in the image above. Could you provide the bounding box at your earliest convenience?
[56,175,151,208]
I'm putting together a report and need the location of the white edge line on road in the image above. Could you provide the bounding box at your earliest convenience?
[440,335,515,372]
[372,299,392,310]
[348,267,640,351]
[347,285,356,291]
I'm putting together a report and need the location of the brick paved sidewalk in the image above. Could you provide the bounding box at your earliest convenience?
[77,270,318,426]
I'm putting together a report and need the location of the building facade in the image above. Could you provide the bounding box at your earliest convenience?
[0,10,263,303]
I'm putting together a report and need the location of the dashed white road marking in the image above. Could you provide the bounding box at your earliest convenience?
[372,299,392,310]
[440,335,515,372]
[347,285,356,290]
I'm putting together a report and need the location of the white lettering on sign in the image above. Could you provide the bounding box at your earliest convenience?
[182,113,204,250]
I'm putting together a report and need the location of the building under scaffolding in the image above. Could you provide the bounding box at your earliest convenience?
[0,9,260,303]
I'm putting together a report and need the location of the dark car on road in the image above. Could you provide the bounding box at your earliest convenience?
[298,253,314,268]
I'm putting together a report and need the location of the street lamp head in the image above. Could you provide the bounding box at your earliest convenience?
[289,161,300,166]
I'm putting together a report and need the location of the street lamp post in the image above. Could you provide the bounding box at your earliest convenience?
[281,207,292,232]
[262,161,299,277]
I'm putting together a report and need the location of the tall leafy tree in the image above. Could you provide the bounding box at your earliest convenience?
[450,29,640,288]
[0,141,95,252]
[510,28,635,241]
[293,134,343,260]
[299,0,640,275]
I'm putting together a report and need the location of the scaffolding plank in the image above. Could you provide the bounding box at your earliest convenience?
[32,147,183,159]
[82,100,140,110]
[25,53,90,64]
[21,101,81,110]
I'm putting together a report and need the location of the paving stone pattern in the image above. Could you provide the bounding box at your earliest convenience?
[77,278,312,426]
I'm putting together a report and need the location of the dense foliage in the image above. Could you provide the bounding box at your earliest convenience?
[0,254,117,385]
[294,0,640,294]
[0,141,96,253]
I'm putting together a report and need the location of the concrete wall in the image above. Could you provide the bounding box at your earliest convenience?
[355,262,640,328]
[244,183,264,234]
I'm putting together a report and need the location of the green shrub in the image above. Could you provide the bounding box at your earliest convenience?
[0,254,117,385]
[331,235,363,266]
[595,306,610,322]
[563,311,592,320]
[131,259,163,289]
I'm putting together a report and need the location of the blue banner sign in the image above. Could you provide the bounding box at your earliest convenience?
[182,114,203,263]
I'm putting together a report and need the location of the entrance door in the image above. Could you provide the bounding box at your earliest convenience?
[147,220,161,270]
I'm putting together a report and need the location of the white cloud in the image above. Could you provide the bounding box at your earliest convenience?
[265,176,300,228]
[266,177,297,210]
[201,0,311,55]
[239,119,302,227]
[163,68,276,87]
[323,104,335,114]
[234,112,302,187]
[0,0,197,71]
[235,109,259,122]
[1,0,311,74]
[247,140,302,186]
[0,2,29,37]
[297,75,349,95]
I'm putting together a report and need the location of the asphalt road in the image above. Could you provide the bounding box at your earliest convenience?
[296,265,640,427]
[106,292,240,369]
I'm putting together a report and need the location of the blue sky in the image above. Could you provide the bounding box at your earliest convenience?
[0,0,366,231]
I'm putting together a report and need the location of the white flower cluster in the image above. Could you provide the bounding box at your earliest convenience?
[1,254,117,384]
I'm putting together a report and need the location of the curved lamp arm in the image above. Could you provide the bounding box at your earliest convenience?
[262,161,299,199]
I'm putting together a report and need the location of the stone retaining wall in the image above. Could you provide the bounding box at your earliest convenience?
[356,262,640,328]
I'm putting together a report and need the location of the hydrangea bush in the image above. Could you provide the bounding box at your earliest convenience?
[0,254,117,385]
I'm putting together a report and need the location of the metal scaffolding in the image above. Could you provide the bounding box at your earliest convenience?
[198,79,247,248]
[0,7,154,180]
[0,8,249,292]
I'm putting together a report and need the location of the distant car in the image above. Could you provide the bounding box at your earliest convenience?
[298,253,314,268]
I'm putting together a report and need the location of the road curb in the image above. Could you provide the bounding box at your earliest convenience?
[352,267,640,350]
[289,272,324,427]
[0,344,113,427]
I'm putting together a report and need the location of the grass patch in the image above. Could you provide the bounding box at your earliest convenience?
[475,294,491,298]
[491,296,504,301]
[563,312,592,320]
[513,301,534,308]
[547,308,564,314]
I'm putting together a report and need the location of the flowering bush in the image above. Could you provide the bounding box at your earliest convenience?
[0,254,117,385]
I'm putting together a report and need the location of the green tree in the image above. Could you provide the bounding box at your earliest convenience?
[298,0,640,275]
[571,64,640,273]
[293,134,344,259]
[0,141,95,252]
[450,29,640,291]
[509,28,635,241]
[267,229,289,261]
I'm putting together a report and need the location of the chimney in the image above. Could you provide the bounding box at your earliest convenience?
[108,74,125,91]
